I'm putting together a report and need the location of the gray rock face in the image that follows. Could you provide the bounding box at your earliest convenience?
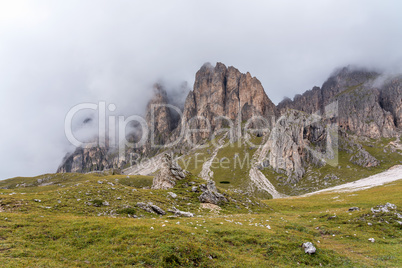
[278,86,322,114]
[198,180,227,205]
[301,242,316,254]
[152,154,186,190]
[181,62,277,142]
[57,146,111,173]
[380,77,402,128]
[145,84,178,146]
[336,86,395,139]
[265,110,329,184]
[278,67,398,139]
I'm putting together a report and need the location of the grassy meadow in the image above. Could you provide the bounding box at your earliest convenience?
[0,171,401,267]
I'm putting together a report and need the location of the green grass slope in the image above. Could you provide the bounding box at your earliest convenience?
[0,172,401,267]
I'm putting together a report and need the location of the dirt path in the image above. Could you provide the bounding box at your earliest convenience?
[301,165,402,196]
[199,133,227,181]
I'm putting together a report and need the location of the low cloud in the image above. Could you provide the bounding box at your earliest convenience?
[1,0,402,179]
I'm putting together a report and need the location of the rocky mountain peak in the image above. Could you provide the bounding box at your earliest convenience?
[182,62,277,142]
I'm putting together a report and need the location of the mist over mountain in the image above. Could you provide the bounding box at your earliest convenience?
[1,1,402,180]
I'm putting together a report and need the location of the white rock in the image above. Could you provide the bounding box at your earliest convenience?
[368,238,375,243]
[168,192,177,198]
[302,242,316,254]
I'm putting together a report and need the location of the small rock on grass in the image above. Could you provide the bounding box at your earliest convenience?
[168,192,177,198]
[168,207,194,217]
[301,242,316,254]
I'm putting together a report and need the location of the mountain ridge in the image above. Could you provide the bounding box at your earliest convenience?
[57,62,402,198]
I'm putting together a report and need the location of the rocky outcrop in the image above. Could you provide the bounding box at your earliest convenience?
[57,146,111,173]
[278,67,398,138]
[198,180,227,205]
[181,62,277,142]
[136,202,166,215]
[350,149,379,168]
[265,110,330,184]
[278,86,322,114]
[337,86,395,138]
[151,154,186,190]
[339,133,379,168]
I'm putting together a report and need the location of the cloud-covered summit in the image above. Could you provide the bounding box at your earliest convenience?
[1,0,402,179]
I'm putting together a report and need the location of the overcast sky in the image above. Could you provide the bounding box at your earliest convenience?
[1,0,402,180]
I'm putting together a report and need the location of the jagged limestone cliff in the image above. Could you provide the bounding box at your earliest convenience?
[278,67,400,138]
[57,64,401,198]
